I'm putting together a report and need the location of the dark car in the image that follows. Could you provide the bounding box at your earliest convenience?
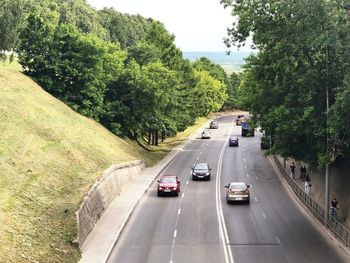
[191,163,211,181]
[157,175,181,196]
[238,114,245,118]
[241,121,255,137]
[209,120,219,129]
[229,136,239,147]
[225,182,250,204]
[260,136,271,149]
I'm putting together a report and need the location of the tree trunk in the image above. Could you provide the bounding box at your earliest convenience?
[162,131,165,142]
[151,129,155,145]
[155,129,159,146]
[148,129,151,145]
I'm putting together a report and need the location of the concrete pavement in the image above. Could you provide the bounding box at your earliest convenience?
[79,120,210,263]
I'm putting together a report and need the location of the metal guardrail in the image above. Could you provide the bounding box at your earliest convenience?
[271,155,350,246]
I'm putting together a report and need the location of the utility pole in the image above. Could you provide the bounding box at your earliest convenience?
[324,43,330,226]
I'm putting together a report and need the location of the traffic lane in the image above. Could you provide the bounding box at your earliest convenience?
[107,139,209,263]
[221,134,348,263]
[108,119,231,263]
[171,120,232,263]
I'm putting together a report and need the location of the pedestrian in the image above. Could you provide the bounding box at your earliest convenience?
[304,181,310,195]
[305,174,310,183]
[330,198,340,219]
[300,165,307,181]
[290,162,296,179]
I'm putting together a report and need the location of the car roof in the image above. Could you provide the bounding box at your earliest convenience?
[229,136,238,139]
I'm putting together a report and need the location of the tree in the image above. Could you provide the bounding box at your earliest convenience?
[222,0,350,167]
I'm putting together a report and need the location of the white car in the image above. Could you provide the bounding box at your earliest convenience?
[201,130,211,139]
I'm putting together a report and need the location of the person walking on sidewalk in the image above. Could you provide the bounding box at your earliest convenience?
[331,198,340,219]
[290,162,296,179]
[304,181,310,195]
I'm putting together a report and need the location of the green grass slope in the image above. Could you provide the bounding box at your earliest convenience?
[0,67,150,262]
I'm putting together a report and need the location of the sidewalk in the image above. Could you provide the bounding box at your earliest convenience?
[79,121,209,263]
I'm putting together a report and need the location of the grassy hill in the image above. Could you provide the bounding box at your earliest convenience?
[0,63,208,262]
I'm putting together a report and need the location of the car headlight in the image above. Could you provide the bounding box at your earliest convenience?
[206,172,210,175]
[158,187,163,190]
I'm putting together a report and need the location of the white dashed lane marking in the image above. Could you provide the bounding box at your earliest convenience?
[254,197,258,202]
[246,174,250,178]
[262,213,267,220]
[178,209,181,215]
[186,180,189,185]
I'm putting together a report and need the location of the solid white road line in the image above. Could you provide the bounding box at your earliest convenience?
[173,230,177,238]
[216,126,234,263]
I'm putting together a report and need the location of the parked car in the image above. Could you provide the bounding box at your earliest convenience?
[238,114,245,118]
[201,130,211,139]
[157,175,181,196]
[191,162,211,181]
[225,182,250,203]
[229,136,239,147]
[241,121,255,137]
[260,136,271,150]
[209,120,219,129]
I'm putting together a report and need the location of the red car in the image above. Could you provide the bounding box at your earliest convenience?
[157,175,181,196]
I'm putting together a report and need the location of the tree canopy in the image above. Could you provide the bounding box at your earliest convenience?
[222,0,350,167]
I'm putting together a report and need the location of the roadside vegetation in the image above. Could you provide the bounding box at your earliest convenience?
[221,0,350,168]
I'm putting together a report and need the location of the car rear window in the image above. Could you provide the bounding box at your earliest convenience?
[160,177,176,183]
[230,183,246,189]
[195,163,208,170]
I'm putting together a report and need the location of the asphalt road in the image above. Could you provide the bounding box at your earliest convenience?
[107,115,348,263]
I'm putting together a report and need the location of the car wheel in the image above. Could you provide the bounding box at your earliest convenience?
[207,175,211,181]
[226,199,230,204]
[157,191,162,197]
[246,199,250,204]
[192,175,196,181]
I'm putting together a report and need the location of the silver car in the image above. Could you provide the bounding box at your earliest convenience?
[201,130,211,139]
[225,182,250,204]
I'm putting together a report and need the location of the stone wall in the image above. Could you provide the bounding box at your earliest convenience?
[76,160,145,247]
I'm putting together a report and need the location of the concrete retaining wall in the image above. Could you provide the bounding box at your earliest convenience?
[76,160,145,247]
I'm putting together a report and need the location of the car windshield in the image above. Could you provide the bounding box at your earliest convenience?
[160,177,176,183]
[195,163,208,170]
[230,137,237,140]
[229,183,246,190]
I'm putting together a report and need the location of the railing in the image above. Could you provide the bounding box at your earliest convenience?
[271,155,350,246]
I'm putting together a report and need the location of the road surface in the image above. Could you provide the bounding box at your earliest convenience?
[107,115,347,263]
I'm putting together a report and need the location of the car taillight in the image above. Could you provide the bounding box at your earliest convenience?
[245,190,249,194]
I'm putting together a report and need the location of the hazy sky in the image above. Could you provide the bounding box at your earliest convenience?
[87,0,250,52]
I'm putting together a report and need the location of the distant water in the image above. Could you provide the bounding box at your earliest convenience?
[183,51,257,72]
